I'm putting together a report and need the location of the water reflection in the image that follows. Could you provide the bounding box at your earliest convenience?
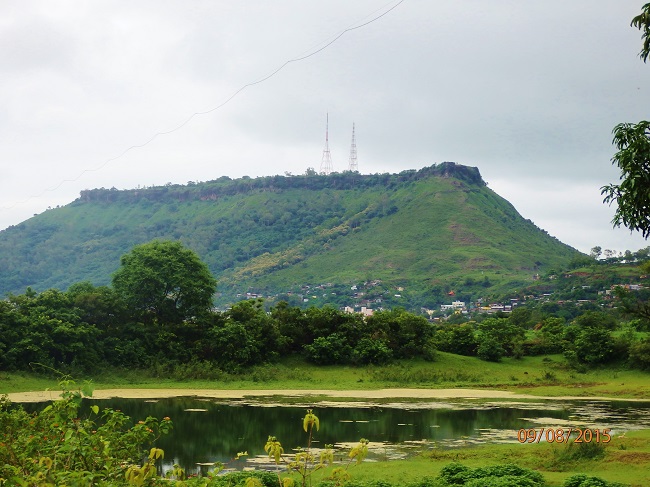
[76,398,650,471]
[20,396,650,475]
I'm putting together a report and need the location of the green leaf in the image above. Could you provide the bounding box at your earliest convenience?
[81,380,94,398]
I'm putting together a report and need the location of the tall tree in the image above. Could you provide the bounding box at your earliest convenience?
[112,240,217,324]
[601,4,650,238]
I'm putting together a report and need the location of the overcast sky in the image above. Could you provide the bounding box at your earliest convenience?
[1,0,649,254]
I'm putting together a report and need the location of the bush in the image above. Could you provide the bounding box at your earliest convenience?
[610,329,636,362]
[550,439,607,469]
[563,473,628,487]
[209,321,257,369]
[629,337,650,370]
[465,477,539,487]
[209,470,279,486]
[365,309,434,359]
[170,360,227,380]
[573,311,618,330]
[469,464,544,486]
[433,324,478,356]
[476,318,525,358]
[422,338,438,362]
[438,462,472,484]
[438,462,544,487]
[0,381,172,485]
[322,481,399,487]
[304,333,352,365]
[406,477,440,487]
[476,336,505,362]
[627,318,650,332]
[521,337,563,356]
[564,326,615,366]
[565,440,606,461]
[352,338,393,365]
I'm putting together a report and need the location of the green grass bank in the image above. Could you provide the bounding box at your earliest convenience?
[2,353,649,399]
[326,429,650,487]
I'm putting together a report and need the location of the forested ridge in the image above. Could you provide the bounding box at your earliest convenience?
[76,162,486,204]
[0,162,579,307]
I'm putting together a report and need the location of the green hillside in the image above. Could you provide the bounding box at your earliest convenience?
[0,163,580,307]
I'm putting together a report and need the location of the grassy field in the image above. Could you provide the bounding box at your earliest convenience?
[2,353,649,399]
[321,429,650,487]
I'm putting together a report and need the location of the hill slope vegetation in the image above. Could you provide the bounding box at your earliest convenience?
[0,162,579,307]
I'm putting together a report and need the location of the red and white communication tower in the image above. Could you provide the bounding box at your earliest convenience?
[320,113,333,175]
[348,122,358,172]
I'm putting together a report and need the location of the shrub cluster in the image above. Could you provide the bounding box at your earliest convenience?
[432,310,649,369]
[437,462,545,487]
[0,286,435,375]
[0,381,172,485]
[1,261,648,374]
[562,474,628,487]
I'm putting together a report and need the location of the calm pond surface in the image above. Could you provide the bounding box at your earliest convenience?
[23,396,650,475]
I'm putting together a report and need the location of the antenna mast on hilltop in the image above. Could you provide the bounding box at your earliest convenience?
[348,122,358,172]
[320,113,333,175]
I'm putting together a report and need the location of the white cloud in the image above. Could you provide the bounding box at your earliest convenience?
[0,0,649,254]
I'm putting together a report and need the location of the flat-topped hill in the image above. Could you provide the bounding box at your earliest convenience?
[0,162,580,307]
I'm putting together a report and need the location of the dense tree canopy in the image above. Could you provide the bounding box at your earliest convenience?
[1,235,648,374]
[112,240,217,324]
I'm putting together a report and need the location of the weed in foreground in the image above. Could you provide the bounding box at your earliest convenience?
[265,409,369,487]
[0,377,173,485]
[367,364,480,384]
[546,439,607,471]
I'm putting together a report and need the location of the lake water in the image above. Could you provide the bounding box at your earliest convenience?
[51,396,649,475]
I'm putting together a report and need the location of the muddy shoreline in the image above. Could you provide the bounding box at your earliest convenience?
[6,387,648,403]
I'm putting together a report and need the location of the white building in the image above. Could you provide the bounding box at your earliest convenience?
[441,300,465,312]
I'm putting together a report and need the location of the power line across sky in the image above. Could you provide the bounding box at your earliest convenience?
[2,0,405,211]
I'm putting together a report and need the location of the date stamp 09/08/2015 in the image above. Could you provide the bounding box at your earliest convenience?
[517,428,612,444]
